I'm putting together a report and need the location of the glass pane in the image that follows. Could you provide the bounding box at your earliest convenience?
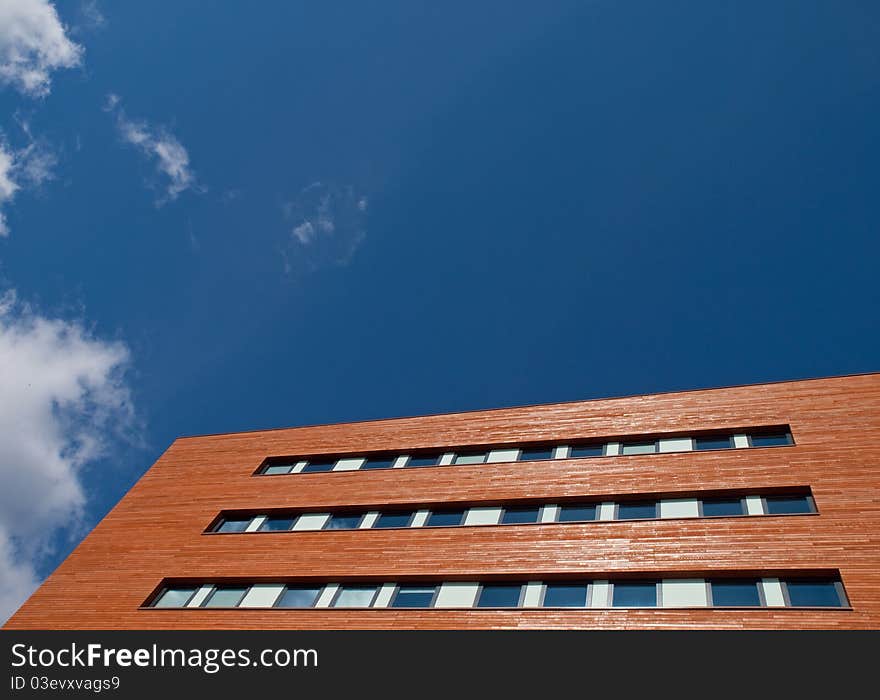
[453,452,487,465]
[701,498,745,517]
[711,580,761,606]
[501,507,541,524]
[362,457,395,470]
[558,504,597,522]
[217,518,251,533]
[301,460,335,473]
[333,586,378,607]
[694,436,733,451]
[543,584,589,607]
[765,496,812,515]
[570,444,604,458]
[153,588,195,608]
[612,582,657,607]
[204,587,248,608]
[406,453,442,468]
[786,580,842,607]
[391,586,437,608]
[750,433,792,447]
[263,463,294,475]
[476,584,522,608]
[426,510,465,527]
[325,514,363,530]
[260,516,296,532]
[275,586,322,608]
[519,447,554,461]
[617,502,657,520]
[621,442,656,455]
[373,512,415,528]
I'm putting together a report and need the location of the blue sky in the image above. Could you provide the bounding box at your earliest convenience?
[0,1,878,620]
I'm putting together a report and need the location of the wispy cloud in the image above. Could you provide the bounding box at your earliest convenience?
[104,93,201,205]
[282,182,369,274]
[0,127,58,237]
[0,0,83,98]
[0,290,136,623]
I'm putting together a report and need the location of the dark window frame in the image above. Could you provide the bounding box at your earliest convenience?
[329,584,381,608]
[201,585,249,609]
[619,440,660,456]
[762,494,817,516]
[389,584,441,609]
[499,505,542,525]
[611,580,661,608]
[371,511,417,529]
[707,579,765,607]
[782,579,848,608]
[151,586,198,608]
[540,582,592,608]
[556,503,599,523]
[273,584,324,609]
[474,583,526,609]
[698,497,748,518]
[424,509,467,528]
[747,430,795,448]
[614,501,660,521]
[322,512,366,531]
[452,450,489,465]
[517,446,556,462]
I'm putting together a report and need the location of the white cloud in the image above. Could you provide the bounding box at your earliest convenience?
[0,144,19,236]
[105,94,200,204]
[0,131,58,237]
[0,0,83,98]
[282,181,369,273]
[0,291,135,624]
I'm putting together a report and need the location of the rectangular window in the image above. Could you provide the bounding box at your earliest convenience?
[557,504,598,523]
[453,451,488,465]
[202,586,248,608]
[262,463,294,475]
[500,506,541,525]
[701,498,745,517]
[749,431,793,448]
[275,586,322,608]
[425,509,466,527]
[620,441,657,456]
[710,579,762,607]
[569,443,604,458]
[764,495,814,515]
[391,585,437,608]
[612,581,657,607]
[361,456,396,470]
[543,583,589,607]
[785,580,844,607]
[152,588,196,608]
[616,501,658,520]
[518,446,554,462]
[332,585,379,608]
[694,436,734,451]
[476,584,523,608]
[372,511,415,529]
[215,517,251,533]
[301,459,336,473]
[324,513,364,530]
[259,515,296,532]
[406,453,443,468]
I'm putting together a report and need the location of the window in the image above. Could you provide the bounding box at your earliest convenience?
[476,584,523,608]
[616,501,658,520]
[301,459,336,473]
[324,513,364,530]
[543,583,589,607]
[152,588,196,608]
[764,495,813,515]
[557,504,597,522]
[203,586,248,608]
[501,506,541,525]
[425,509,466,527]
[391,586,437,608]
[701,498,745,517]
[785,580,844,607]
[332,585,378,607]
[372,511,415,529]
[362,456,396,470]
[406,453,442,468]
[749,432,793,447]
[620,441,657,456]
[259,515,296,532]
[216,517,251,533]
[694,436,733,451]
[612,581,657,607]
[569,443,604,458]
[518,446,554,462]
[710,579,761,607]
[262,463,294,475]
[275,586,322,608]
[453,451,488,465]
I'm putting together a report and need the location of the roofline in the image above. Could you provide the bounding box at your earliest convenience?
[175,370,880,441]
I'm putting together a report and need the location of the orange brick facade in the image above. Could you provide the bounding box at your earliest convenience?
[6,373,880,629]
